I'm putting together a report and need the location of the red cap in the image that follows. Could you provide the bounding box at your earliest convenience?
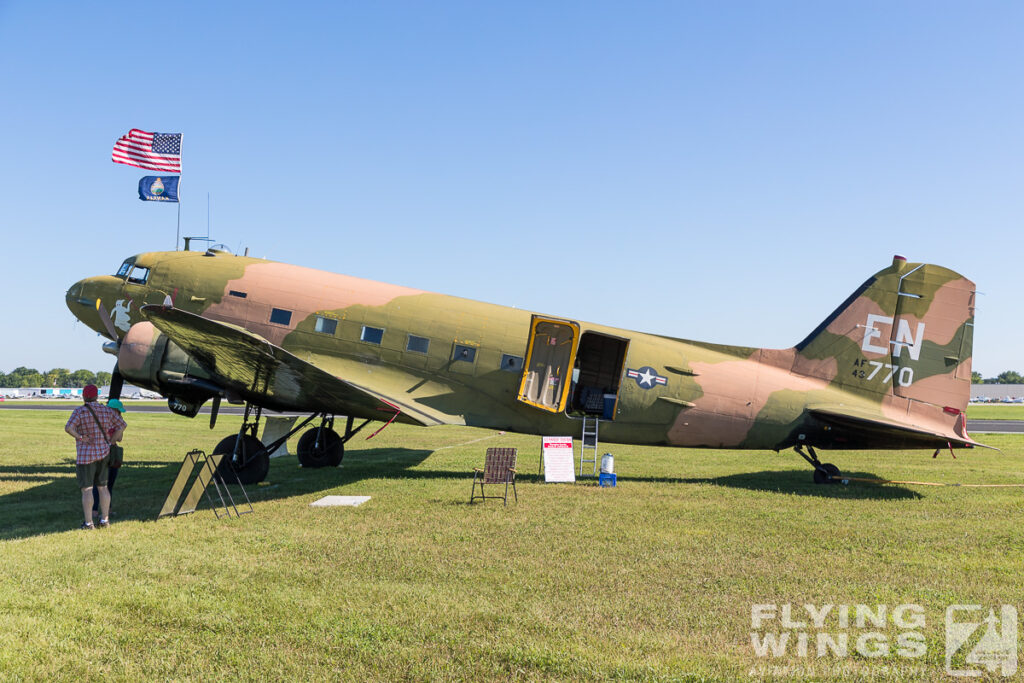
[83,384,98,399]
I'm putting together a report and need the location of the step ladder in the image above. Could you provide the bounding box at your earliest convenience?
[579,416,600,477]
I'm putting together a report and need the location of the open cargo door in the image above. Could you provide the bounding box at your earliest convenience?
[517,316,579,413]
[570,331,629,419]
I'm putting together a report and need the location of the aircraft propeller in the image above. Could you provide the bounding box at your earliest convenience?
[95,300,125,401]
[96,300,119,341]
[209,395,221,429]
[108,365,124,401]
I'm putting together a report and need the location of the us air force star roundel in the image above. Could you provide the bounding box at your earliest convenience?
[626,366,668,389]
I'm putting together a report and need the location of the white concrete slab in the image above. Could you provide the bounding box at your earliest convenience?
[310,495,371,507]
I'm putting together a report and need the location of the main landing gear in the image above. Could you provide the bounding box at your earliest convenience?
[794,445,846,485]
[295,416,370,468]
[215,402,271,485]
[213,408,372,484]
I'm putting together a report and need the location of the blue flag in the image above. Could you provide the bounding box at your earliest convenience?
[138,176,179,202]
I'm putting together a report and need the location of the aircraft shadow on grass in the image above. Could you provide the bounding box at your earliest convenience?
[508,467,920,499]
[389,465,923,501]
[0,453,920,541]
[0,448,432,541]
[643,470,923,500]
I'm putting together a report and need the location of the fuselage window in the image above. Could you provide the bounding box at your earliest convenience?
[501,354,524,372]
[127,266,150,285]
[314,316,337,335]
[453,344,477,363]
[229,290,248,299]
[270,308,292,326]
[406,335,430,354]
[361,326,384,344]
[115,261,132,278]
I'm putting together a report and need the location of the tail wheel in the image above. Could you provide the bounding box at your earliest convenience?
[813,462,841,485]
[296,427,344,468]
[213,434,269,485]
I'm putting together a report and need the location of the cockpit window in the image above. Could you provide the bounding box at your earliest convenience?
[127,266,150,285]
[115,260,133,278]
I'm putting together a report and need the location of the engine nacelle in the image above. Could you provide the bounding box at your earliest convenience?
[118,322,220,416]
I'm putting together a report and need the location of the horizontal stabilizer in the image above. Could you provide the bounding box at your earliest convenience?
[807,405,991,450]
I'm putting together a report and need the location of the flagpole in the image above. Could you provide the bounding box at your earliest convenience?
[176,135,184,250]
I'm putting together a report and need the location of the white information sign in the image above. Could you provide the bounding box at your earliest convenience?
[542,436,576,483]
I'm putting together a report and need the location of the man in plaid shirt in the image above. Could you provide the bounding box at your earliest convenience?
[65,384,126,529]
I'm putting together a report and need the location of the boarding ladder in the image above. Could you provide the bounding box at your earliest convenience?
[579,416,600,476]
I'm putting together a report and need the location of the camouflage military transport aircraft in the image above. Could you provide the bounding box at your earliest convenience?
[66,251,980,485]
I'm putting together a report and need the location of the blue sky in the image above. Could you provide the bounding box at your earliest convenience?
[0,2,1020,377]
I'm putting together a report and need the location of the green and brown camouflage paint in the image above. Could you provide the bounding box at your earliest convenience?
[66,251,978,452]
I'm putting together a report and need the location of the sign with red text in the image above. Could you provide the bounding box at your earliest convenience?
[542,436,575,483]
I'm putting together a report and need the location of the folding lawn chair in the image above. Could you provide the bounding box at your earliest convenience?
[470,447,518,505]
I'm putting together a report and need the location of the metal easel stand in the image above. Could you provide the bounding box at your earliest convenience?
[158,449,254,519]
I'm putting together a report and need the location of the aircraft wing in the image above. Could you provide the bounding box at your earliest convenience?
[141,305,448,426]
[807,405,990,450]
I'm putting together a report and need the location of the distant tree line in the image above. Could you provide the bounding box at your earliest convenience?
[0,367,112,388]
[971,370,1024,384]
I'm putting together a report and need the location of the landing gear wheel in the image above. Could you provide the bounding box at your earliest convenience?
[296,428,344,468]
[213,434,269,485]
[813,463,841,485]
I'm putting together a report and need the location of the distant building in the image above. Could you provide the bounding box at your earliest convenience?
[40,388,83,398]
[0,385,161,399]
[100,385,162,399]
[971,384,1024,402]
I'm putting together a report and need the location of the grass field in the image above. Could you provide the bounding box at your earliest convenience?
[1,410,1023,681]
[966,404,1024,420]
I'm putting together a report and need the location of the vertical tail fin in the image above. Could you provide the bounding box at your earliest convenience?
[793,256,975,411]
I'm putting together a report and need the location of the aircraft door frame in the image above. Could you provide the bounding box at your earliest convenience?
[516,316,580,413]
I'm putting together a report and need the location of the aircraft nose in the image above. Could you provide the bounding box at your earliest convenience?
[66,278,93,316]
[67,275,122,338]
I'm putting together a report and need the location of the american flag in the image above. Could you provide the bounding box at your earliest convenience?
[111,129,182,173]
